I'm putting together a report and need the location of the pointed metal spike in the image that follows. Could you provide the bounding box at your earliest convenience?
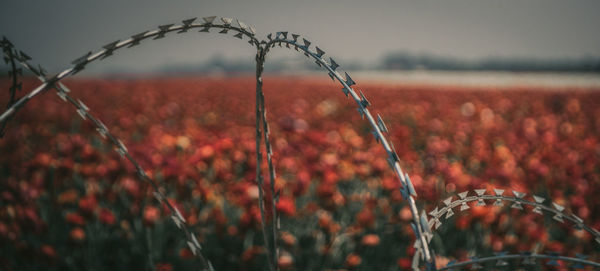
[443,197,453,206]
[341,86,350,97]
[248,26,256,35]
[406,173,416,196]
[532,206,543,214]
[493,188,505,196]
[158,24,174,32]
[458,191,469,199]
[19,51,31,61]
[357,106,366,119]
[233,33,243,39]
[302,38,311,48]
[203,16,217,24]
[171,215,183,229]
[475,199,486,206]
[359,90,371,107]
[291,34,299,42]
[116,139,128,153]
[267,33,272,41]
[329,58,339,71]
[187,241,197,255]
[424,232,433,243]
[219,29,228,34]
[377,114,389,133]
[552,202,565,212]
[328,71,336,81]
[129,31,149,47]
[400,186,409,200]
[221,17,233,25]
[372,130,380,142]
[58,82,70,93]
[420,212,431,233]
[77,99,89,111]
[460,202,470,211]
[315,46,325,58]
[71,52,91,65]
[132,31,149,40]
[76,109,87,120]
[38,65,47,76]
[102,40,120,50]
[511,202,523,210]
[199,27,210,32]
[153,191,163,203]
[56,90,67,102]
[344,72,356,86]
[474,189,486,196]
[512,190,526,198]
[174,207,186,223]
[552,214,564,223]
[493,199,504,207]
[533,195,545,203]
[182,17,197,26]
[429,207,439,217]
[411,251,421,270]
[434,219,442,230]
[445,208,454,219]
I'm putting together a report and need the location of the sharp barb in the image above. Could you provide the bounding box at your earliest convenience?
[552,202,565,212]
[344,72,356,86]
[182,17,197,26]
[533,195,545,203]
[203,16,216,24]
[329,57,339,71]
[443,196,453,206]
[236,19,247,30]
[316,47,325,58]
[445,208,454,219]
[302,38,311,49]
[493,188,505,196]
[512,190,526,198]
[221,17,233,25]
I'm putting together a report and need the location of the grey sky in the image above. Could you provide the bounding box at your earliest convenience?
[1,0,599,74]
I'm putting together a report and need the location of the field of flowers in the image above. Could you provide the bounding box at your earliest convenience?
[0,77,599,270]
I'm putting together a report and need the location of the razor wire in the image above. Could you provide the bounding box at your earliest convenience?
[426,188,600,240]
[410,187,600,270]
[0,46,215,270]
[0,16,266,271]
[260,32,436,269]
[0,15,280,271]
[1,16,599,271]
[0,37,22,137]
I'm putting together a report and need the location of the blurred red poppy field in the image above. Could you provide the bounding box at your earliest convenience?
[0,77,599,270]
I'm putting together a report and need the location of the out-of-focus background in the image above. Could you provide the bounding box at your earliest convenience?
[1,1,599,270]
